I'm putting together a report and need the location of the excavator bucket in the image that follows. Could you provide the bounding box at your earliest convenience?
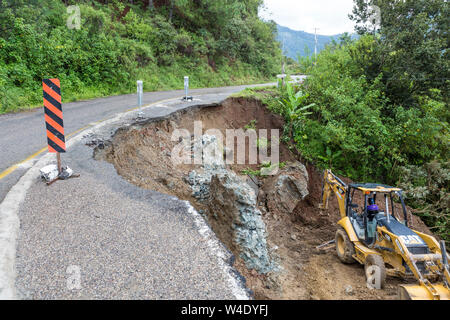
[399,284,450,300]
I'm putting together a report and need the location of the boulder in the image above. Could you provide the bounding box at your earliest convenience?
[186,134,228,202]
[265,161,309,216]
[186,169,224,202]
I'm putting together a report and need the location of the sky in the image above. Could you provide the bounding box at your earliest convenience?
[259,0,357,36]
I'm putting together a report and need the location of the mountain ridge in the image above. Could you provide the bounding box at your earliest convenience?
[276,24,356,60]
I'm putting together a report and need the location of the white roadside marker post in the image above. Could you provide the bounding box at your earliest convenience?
[183,76,193,101]
[277,74,287,88]
[137,80,144,117]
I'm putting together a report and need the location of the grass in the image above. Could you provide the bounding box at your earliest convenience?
[1,65,274,114]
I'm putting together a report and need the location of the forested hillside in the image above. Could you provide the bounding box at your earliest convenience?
[276,24,356,60]
[0,0,282,113]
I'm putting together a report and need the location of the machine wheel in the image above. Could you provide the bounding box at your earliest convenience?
[364,254,386,289]
[335,226,356,264]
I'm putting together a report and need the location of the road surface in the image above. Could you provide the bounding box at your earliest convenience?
[0,87,269,299]
[0,85,269,202]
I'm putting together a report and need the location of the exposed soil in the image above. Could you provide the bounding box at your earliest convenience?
[95,97,434,300]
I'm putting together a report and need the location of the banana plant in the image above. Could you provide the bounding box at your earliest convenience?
[279,82,315,140]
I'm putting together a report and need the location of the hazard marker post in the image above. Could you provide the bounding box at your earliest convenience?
[42,78,78,185]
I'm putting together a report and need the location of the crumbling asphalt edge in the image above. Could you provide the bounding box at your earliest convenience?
[0,96,251,300]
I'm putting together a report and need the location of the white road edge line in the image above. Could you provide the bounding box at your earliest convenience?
[0,152,53,299]
[185,202,250,300]
[0,95,247,300]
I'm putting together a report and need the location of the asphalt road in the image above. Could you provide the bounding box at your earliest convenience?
[0,84,269,202]
[1,89,261,299]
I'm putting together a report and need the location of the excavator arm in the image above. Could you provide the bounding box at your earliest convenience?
[394,233,450,300]
[319,170,347,218]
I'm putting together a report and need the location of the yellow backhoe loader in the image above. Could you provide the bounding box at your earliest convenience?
[319,169,450,300]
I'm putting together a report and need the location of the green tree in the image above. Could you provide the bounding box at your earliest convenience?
[350,0,449,106]
[0,0,281,112]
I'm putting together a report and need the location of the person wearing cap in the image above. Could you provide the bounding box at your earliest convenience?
[367,197,379,220]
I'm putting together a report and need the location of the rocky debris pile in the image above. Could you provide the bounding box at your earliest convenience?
[85,138,105,149]
[185,135,228,201]
[184,136,312,274]
[186,169,223,202]
[185,134,275,274]
[209,170,275,274]
[83,132,107,149]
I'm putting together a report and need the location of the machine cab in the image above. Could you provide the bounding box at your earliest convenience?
[345,184,421,247]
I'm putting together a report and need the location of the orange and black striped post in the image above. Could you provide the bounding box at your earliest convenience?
[42,78,65,174]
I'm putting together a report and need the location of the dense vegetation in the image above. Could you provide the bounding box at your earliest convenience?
[240,0,449,243]
[0,0,282,113]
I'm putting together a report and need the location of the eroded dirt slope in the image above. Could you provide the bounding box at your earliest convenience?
[95,97,433,300]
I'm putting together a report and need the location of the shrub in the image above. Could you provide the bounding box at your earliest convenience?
[0,0,281,113]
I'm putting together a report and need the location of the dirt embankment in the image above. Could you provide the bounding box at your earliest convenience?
[95,97,433,300]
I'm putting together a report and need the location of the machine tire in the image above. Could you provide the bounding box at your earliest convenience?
[364,254,386,289]
[335,226,356,264]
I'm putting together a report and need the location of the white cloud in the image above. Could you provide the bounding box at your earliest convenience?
[259,0,356,35]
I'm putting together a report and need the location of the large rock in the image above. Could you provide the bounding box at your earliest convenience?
[186,134,227,202]
[265,161,309,216]
[185,134,274,273]
[209,170,274,274]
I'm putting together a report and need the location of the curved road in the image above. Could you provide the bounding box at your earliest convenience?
[0,84,269,202]
[0,84,276,299]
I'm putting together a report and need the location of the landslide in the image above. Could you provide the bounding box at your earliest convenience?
[94,97,434,300]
